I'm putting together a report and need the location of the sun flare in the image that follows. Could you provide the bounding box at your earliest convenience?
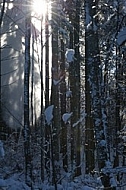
[32,0,47,15]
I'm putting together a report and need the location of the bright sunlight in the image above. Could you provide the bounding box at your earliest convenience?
[32,0,47,15]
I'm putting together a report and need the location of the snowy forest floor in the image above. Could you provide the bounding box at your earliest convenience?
[0,131,126,190]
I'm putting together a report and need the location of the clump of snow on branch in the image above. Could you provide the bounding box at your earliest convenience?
[102,161,117,188]
[53,74,64,85]
[117,27,126,46]
[62,112,73,124]
[59,27,68,39]
[85,4,91,27]
[53,79,61,85]
[0,140,4,158]
[44,105,54,125]
[73,120,80,128]
[99,140,106,147]
[105,160,112,168]
[109,174,117,188]
[65,49,75,62]
[101,161,113,174]
[66,90,72,98]
[95,119,101,126]
[73,112,87,127]
[122,135,126,142]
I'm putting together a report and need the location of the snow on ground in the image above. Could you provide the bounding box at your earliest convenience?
[0,177,96,190]
[0,178,30,190]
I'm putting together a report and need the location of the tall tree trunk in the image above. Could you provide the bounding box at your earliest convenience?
[85,53,95,173]
[24,3,32,186]
[68,0,81,176]
[85,0,95,174]
[68,22,74,173]
[85,0,111,188]
[74,0,81,176]
[0,0,6,138]
[60,37,67,171]
[44,7,50,178]
[40,17,44,181]
[68,0,77,175]
[59,0,67,172]
[50,0,59,185]
[31,35,34,129]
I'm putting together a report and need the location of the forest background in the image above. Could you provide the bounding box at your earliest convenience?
[0,0,126,189]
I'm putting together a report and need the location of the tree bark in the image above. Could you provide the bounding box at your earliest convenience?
[24,3,32,186]
[0,0,6,138]
[50,0,59,185]
[85,0,111,188]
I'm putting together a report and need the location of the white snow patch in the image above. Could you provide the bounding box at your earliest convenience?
[87,21,92,30]
[65,49,75,63]
[62,112,73,124]
[82,186,95,190]
[99,140,106,147]
[0,178,30,190]
[105,161,112,168]
[95,119,101,126]
[66,90,72,98]
[72,112,86,127]
[73,120,80,128]
[101,161,113,174]
[122,136,126,142]
[85,4,91,26]
[110,176,117,187]
[53,79,61,85]
[44,105,54,125]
